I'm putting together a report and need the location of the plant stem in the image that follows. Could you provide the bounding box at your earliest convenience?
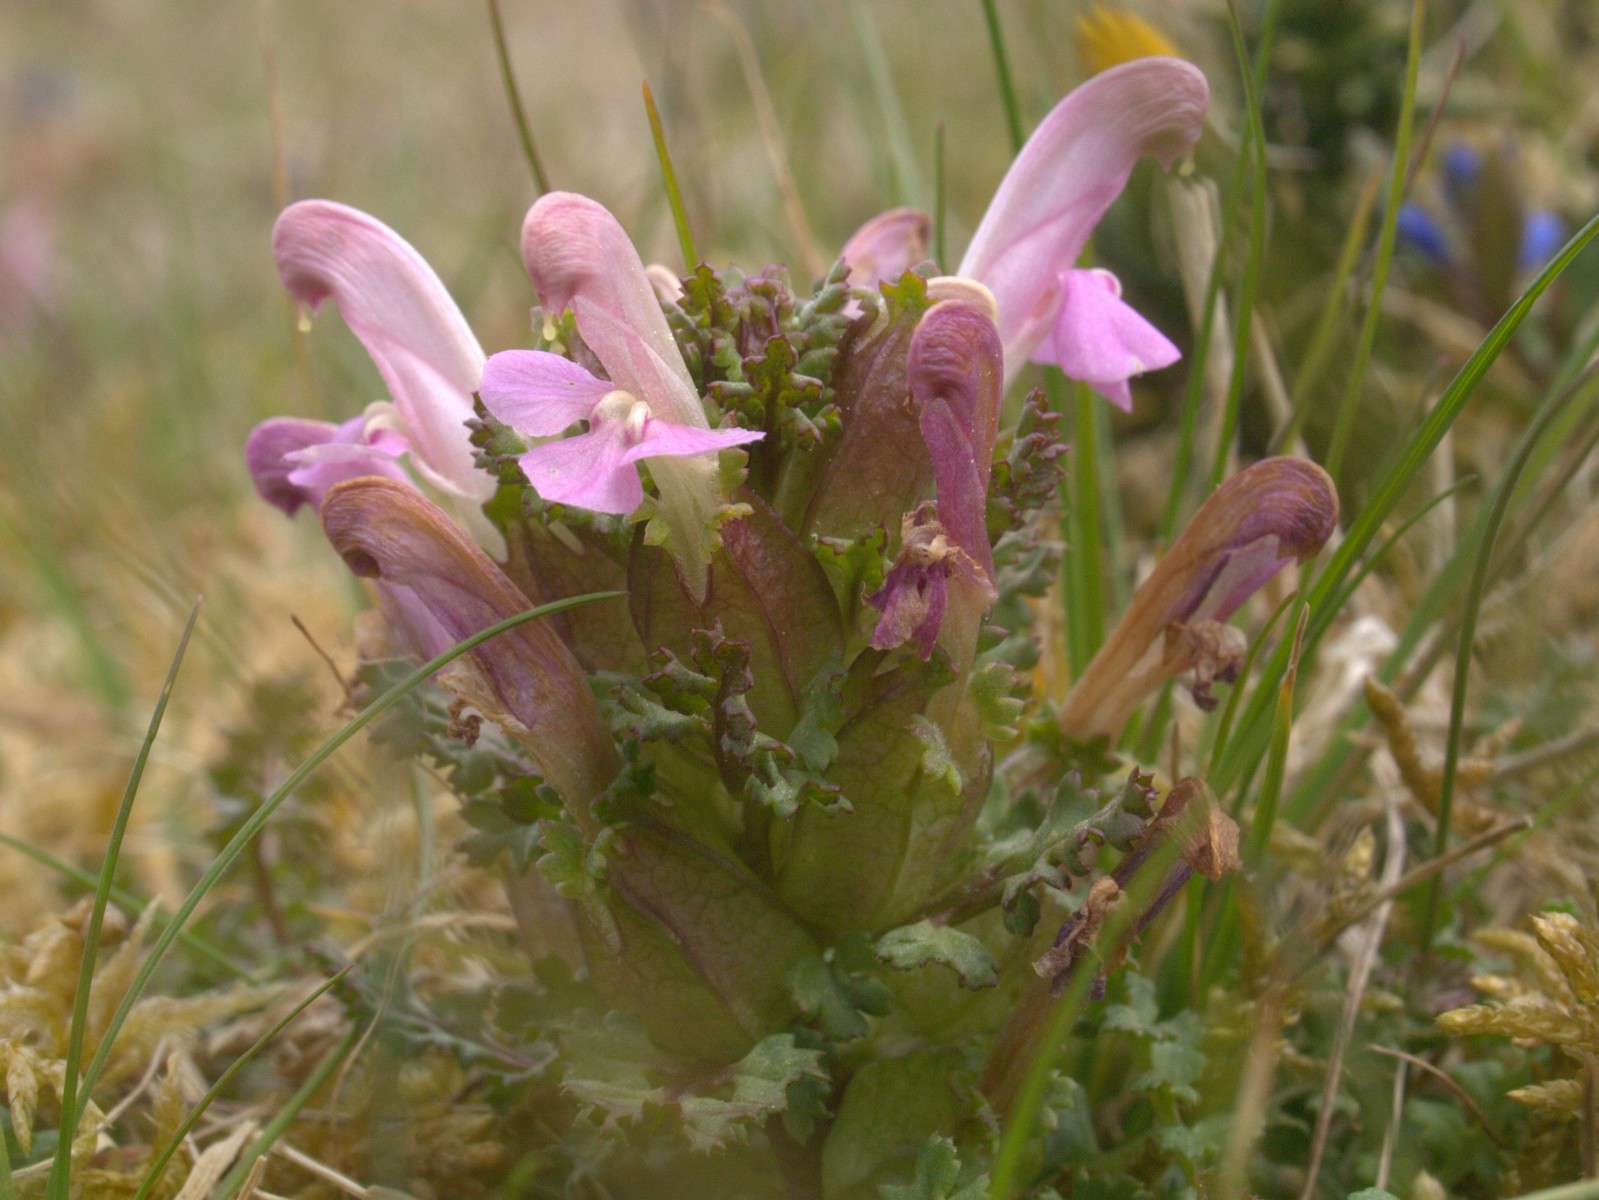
[47,600,200,1200]
[643,81,698,270]
[1324,0,1425,478]
[979,0,1024,153]
[486,0,549,193]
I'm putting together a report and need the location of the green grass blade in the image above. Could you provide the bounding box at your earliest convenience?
[1247,602,1309,864]
[215,1022,363,1200]
[1213,206,1599,797]
[643,81,698,270]
[849,0,928,207]
[1323,0,1424,478]
[0,832,258,983]
[486,0,550,193]
[1163,206,1231,541]
[934,121,947,268]
[1271,170,1381,454]
[68,590,623,1125]
[1205,590,1298,779]
[1208,0,1274,489]
[979,0,1024,153]
[130,969,350,1200]
[1201,603,1308,990]
[1070,383,1106,663]
[46,598,202,1200]
[1418,373,1592,953]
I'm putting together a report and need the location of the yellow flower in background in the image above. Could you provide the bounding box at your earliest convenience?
[1075,5,1179,74]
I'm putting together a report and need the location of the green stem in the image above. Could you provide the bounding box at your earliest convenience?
[1071,383,1106,663]
[47,600,201,1200]
[130,970,349,1200]
[1324,0,1425,478]
[979,0,1025,153]
[486,0,550,193]
[643,81,698,270]
[215,1023,363,1199]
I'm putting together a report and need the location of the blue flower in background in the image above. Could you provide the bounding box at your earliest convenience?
[1396,140,1565,275]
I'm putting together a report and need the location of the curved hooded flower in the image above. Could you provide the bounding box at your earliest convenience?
[959,57,1207,399]
[1058,457,1337,740]
[519,192,735,598]
[478,349,762,515]
[248,200,493,508]
[321,477,618,809]
[868,299,1003,662]
[244,408,410,516]
[839,206,931,290]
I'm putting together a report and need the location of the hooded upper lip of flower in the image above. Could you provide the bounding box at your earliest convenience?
[841,56,1209,406]
[246,199,495,515]
[498,191,763,598]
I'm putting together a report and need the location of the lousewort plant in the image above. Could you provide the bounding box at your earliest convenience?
[245,57,1342,1197]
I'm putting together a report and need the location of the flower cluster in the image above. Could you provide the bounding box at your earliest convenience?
[245,56,1339,1190]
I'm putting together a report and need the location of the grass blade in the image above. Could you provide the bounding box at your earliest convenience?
[67,590,623,1127]
[1202,603,1309,990]
[988,835,1185,1199]
[0,1109,14,1200]
[215,1023,363,1200]
[1323,0,1425,478]
[1209,0,1274,488]
[1213,206,1599,797]
[129,969,350,1200]
[1070,383,1106,664]
[979,0,1024,153]
[1418,370,1593,952]
[849,0,928,207]
[1271,171,1381,454]
[486,0,550,193]
[643,81,698,270]
[46,598,202,1200]
[934,121,947,268]
[0,832,258,983]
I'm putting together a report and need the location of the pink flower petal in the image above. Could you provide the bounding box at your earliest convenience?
[519,193,704,430]
[479,349,611,436]
[956,57,1208,382]
[520,192,724,596]
[273,200,491,501]
[245,415,408,515]
[1036,268,1180,410]
[619,419,764,466]
[840,206,932,287]
[517,423,643,515]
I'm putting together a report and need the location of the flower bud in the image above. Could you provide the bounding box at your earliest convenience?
[1058,457,1337,740]
[320,478,618,808]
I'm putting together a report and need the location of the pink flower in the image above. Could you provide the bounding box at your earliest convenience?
[839,206,931,290]
[479,349,763,515]
[267,199,493,503]
[244,410,410,516]
[1040,268,1180,410]
[867,300,1004,663]
[956,57,1208,397]
[518,192,741,596]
